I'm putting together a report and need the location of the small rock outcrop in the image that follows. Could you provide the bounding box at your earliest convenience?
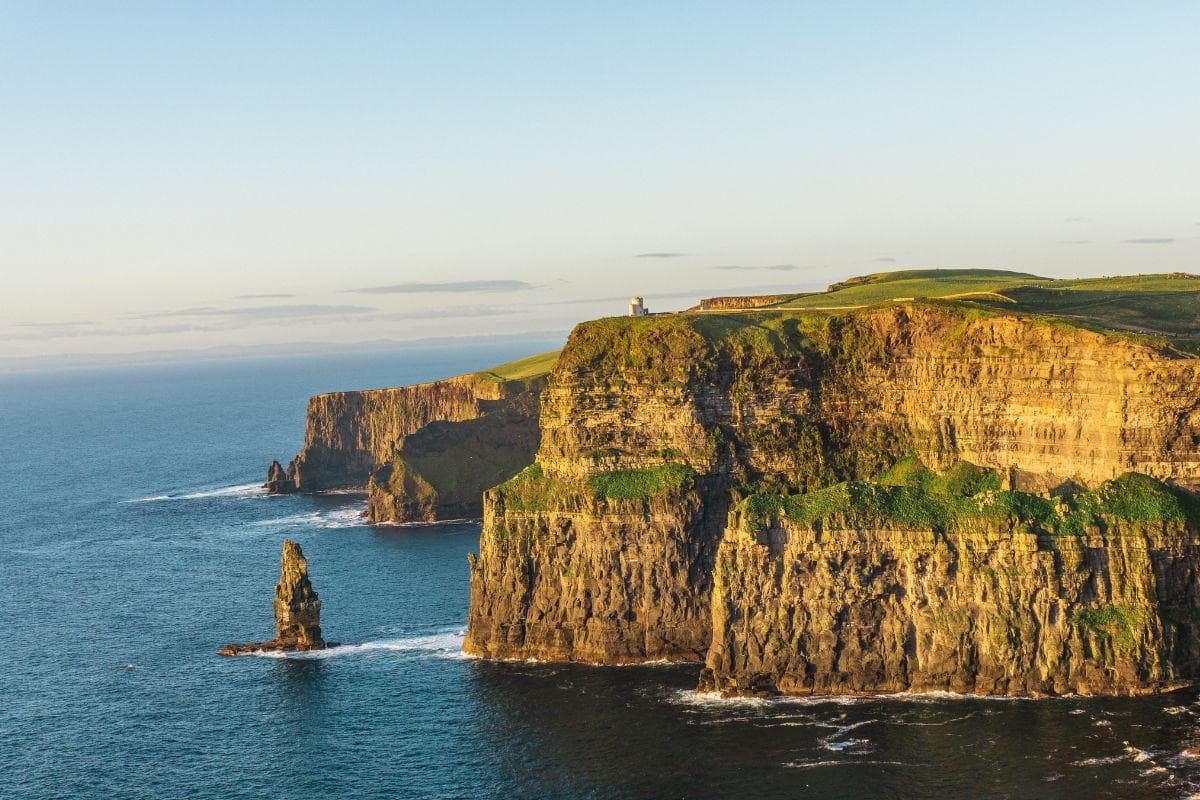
[263,460,295,494]
[218,540,332,656]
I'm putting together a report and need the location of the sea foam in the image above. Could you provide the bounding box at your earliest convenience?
[128,482,267,502]
[254,627,468,660]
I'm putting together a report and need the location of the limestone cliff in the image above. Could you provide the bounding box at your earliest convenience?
[464,469,723,662]
[702,507,1200,697]
[465,302,1200,694]
[266,369,547,523]
[219,539,331,655]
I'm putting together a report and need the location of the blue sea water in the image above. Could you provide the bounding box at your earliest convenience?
[4,341,1200,799]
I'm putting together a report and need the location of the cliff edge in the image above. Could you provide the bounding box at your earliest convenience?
[266,352,557,523]
[464,275,1200,695]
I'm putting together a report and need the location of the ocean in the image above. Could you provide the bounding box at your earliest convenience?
[3,341,1200,800]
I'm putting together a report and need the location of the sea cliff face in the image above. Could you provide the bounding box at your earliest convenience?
[269,372,545,523]
[464,303,1200,693]
[464,478,719,662]
[702,513,1200,696]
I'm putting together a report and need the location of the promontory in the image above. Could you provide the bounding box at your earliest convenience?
[270,269,1200,696]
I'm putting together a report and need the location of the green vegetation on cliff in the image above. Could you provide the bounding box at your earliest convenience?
[475,350,560,384]
[780,268,1045,309]
[491,464,572,512]
[1073,604,1149,651]
[740,460,1200,536]
[747,268,1200,341]
[493,463,696,511]
[587,463,695,500]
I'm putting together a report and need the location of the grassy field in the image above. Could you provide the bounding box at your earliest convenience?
[777,268,1045,309]
[712,268,1200,339]
[476,350,560,382]
[969,274,1200,337]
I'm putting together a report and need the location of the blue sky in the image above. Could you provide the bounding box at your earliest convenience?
[2,2,1197,361]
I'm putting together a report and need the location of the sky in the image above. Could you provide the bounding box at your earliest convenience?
[2,1,1198,366]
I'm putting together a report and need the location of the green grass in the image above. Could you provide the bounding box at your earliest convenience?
[493,462,696,509]
[587,463,695,500]
[969,278,1200,337]
[739,459,1200,535]
[492,464,572,512]
[706,268,1200,340]
[476,350,560,382]
[1043,273,1200,293]
[778,269,1044,309]
[1074,604,1148,650]
[559,311,835,382]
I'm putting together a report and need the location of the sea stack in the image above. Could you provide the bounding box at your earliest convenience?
[218,539,332,656]
[263,459,295,494]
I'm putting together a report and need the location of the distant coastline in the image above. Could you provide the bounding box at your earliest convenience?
[0,330,569,375]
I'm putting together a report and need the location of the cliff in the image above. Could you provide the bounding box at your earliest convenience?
[266,353,556,523]
[465,299,1200,694]
[464,466,722,662]
[702,470,1200,696]
[219,539,331,655]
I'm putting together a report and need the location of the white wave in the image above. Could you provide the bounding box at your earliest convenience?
[1072,745,1158,769]
[127,482,266,502]
[822,738,873,753]
[179,483,265,499]
[371,516,480,528]
[669,687,1037,708]
[1164,706,1192,715]
[891,713,977,727]
[783,759,910,769]
[671,690,773,709]
[253,507,366,529]
[257,627,468,660]
[1071,755,1127,766]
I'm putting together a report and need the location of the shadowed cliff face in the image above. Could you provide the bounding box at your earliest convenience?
[268,373,545,523]
[367,400,540,523]
[466,304,1200,691]
[287,374,506,491]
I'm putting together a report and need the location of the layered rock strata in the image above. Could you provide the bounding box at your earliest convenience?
[465,303,1200,693]
[701,513,1200,696]
[464,476,724,662]
[266,372,546,523]
[219,539,332,656]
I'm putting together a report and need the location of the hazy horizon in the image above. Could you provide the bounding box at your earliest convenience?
[3,2,1197,361]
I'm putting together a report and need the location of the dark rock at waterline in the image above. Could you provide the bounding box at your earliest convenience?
[218,540,336,656]
[263,459,296,494]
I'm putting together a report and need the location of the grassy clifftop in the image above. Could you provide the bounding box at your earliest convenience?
[754,268,1200,341]
[475,350,560,383]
